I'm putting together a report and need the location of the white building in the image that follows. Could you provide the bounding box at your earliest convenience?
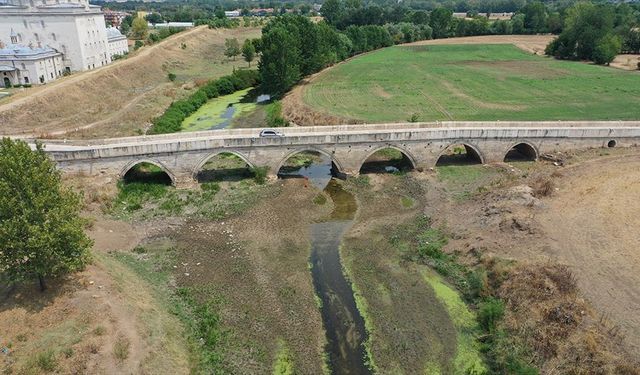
[106,26,127,58]
[0,38,64,87]
[0,0,113,73]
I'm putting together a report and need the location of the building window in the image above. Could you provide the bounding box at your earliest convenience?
[50,73,53,79]
[51,33,56,41]
[34,33,39,41]
[24,77,29,84]
[21,63,25,70]
[23,20,28,28]
[41,21,45,28]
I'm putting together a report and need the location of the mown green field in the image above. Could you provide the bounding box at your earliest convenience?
[302,44,640,122]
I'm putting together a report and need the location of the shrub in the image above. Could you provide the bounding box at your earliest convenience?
[251,166,269,184]
[478,297,505,333]
[266,101,288,127]
[134,40,144,50]
[113,336,130,362]
[167,72,177,82]
[35,350,58,371]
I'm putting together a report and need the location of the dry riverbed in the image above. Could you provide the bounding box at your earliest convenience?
[2,147,640,373]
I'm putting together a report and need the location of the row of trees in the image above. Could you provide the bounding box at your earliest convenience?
[150,69,261,134]
[545,3,635,65]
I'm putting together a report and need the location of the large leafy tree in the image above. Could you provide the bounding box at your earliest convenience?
[259,25,301,95]
[0,139,92,291]
[429,8,453,39]
[131,16,149,39]
[545,2,618,64]
[321,0,344,26]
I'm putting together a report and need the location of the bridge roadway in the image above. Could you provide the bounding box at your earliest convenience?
[37,121,640,188]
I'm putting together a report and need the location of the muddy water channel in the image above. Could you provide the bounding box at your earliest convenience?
[280,154,370,374]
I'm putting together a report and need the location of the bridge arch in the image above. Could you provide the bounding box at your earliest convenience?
[276,147,344,176]
[119,159,177,185]
[435,141,485,166]
[358,145,417,173]
[503,141,538,162]
[192,150,256,182]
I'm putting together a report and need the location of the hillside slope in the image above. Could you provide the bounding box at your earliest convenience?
[0,26,260,139]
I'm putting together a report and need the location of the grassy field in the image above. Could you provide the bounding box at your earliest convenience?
[301,44,640,122]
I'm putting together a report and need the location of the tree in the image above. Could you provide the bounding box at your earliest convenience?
[145,13,163,26]
[131,16,148,40]
[429,8,453,39]
[120,14,134,35]
[214,7,226,19]
[593,33,622,65]
[0,139,92,291]
[224,38,241,60]
[258,25,301,95]
[321,0,344,26]
[410,10,429,25]
[242,38,256,66]
[545,2,616,62]
[521,1,547,33]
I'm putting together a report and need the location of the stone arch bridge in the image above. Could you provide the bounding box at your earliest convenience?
[36,121,640,188]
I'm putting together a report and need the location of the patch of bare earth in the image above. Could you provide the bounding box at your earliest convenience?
[167,180,327,372]
[0,210,192,374]
[432,147,640,370]
[611,54,640,71]
[405,34,555,55]
[0,26,260,139]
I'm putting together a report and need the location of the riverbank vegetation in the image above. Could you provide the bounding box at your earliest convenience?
[150,69,261,134]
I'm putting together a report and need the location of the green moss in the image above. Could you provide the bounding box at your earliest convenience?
[421,270,487,375]
[182,88,256,132]
[273,342,295,375]
[340,248,378,373]
[400,196,415,208]
[313,193,327,205]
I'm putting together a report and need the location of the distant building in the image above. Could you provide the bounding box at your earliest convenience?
[103,9,129,27]
[106,26,127,58]
[224,10,240,18]
[0,39,64,87]
[250,8,275,16]
[0,0,112,72]
[152,22,194,28]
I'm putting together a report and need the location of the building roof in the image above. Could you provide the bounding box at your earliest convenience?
[106,26,125,41]
[0,43,61,60]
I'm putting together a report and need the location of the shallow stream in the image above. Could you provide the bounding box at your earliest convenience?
[281,156,370,374]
